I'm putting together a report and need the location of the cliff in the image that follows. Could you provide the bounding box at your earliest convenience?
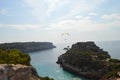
[0,42,56,52]
[57,41,120,80]
[0,64,40,80]
[0,48,54,80]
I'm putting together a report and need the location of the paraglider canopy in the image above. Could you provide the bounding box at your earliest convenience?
[61,33,70,36]
[61,33,70,41]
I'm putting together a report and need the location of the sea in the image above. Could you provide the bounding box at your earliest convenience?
[29,41,120,80]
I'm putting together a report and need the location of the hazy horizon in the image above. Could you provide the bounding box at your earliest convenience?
[0,0,120,43]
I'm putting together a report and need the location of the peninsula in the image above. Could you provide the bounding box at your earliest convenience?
[57,41,120,80]
[0,42,56,52]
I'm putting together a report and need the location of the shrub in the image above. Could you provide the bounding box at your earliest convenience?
[0,48,31,65]
[110,58,120,63]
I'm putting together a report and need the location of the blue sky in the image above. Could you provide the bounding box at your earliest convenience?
[0,0,120,43]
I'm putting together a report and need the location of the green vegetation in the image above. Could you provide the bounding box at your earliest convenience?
[57,42,120,79]
[0,48,54,80]
[61,48,120,78]
[0,48,31,65]
[104,71,117,79]
[0,42,55,52]
[109,58,120,63]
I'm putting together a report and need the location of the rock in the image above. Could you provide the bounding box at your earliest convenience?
[57,41,120,80]
[0,64,41,80]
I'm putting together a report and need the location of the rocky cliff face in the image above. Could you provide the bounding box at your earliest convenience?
[57,41,120,80]
[0,47,54,80]
[0,64,41,80]
[0,42,56,52]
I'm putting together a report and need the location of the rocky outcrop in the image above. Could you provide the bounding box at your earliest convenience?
[0,42,56,52]
[57,41,120,80]
[0,49,54,80]
[0,64,41,80]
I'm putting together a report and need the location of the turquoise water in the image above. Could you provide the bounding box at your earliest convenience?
[29,42,120,80]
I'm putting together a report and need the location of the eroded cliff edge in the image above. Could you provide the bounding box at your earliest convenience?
[0,48,54,80]
[0,64,40,80]
[57,41,120,80]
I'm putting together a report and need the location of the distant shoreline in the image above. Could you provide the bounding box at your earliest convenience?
[0,42,56,53]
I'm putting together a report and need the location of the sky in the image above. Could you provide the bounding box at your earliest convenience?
[0,0,120,43]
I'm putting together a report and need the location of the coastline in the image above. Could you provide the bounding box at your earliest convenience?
[57,42,120,80]
[0,42,56,53]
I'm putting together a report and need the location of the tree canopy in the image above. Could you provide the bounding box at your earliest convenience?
[0,48,31,65]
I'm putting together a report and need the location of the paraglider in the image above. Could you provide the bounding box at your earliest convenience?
[61,33,70,41]
[61,33,70,36]
[61,32,70,51]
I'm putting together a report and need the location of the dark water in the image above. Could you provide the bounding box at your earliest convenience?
[29,41,120,80]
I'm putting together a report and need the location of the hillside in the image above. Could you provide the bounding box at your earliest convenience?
[0,42,56,52]
[0,48,54,80]
[57,41,120,80]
